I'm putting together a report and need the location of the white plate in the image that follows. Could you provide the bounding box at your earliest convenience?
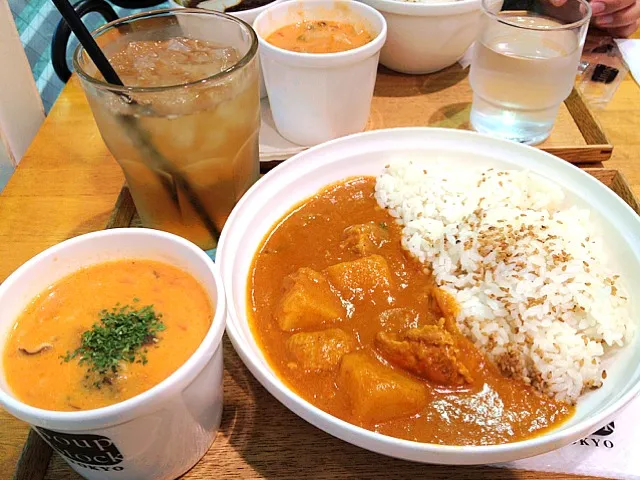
[218,127,640,464]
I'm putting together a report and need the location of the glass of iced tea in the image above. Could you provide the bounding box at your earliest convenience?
[73,9,260,250]
[469,0,591,145]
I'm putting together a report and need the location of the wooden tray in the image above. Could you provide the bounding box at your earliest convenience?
[14,168,636,480]
[260,65,613,170]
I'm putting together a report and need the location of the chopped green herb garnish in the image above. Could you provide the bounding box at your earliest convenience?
[62,303,165,388]
[379,222,388,230]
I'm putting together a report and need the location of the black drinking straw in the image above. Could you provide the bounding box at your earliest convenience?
[51,0,221,245]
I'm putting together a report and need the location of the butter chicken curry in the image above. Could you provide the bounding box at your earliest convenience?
[249,177,573,446]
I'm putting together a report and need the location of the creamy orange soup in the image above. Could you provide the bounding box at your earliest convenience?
[265,20,374,53]
[3,260,213,411]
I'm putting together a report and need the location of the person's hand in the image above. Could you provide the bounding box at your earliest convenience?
[590,0,639,37]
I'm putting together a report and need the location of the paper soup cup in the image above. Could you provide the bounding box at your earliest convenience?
[0,229,226,480]
[254,0,387,146]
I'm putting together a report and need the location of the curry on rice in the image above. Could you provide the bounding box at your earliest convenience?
[248,176,574,446]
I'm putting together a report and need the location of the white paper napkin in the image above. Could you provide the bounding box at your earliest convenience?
[259,98,306,162]
[499,394,640,479]
[615,39,640,87]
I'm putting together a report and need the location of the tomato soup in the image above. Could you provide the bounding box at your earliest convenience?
[3,260,213,411]
[265,20,374,53]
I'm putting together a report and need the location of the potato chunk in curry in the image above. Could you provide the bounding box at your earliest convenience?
[375,323,473,387]
[326,255,393,302]
[341,222,390,255]
[275,268,345,331]
[337,351,427,424]
[287,328,355,371]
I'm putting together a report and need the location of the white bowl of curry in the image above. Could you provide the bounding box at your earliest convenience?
[0,228,226,480]
[217,127,640,464]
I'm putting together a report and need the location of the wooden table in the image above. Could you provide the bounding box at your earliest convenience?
[1,51,639,480]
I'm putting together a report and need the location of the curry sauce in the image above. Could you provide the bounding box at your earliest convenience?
[249,177,573,445]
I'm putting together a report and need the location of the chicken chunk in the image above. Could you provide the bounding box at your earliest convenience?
[375,323,472,386]
[326,255,393,302]
[275,268,345,331]
[337,351,427,424]
[341,222,390,255]
[287,328,355,371]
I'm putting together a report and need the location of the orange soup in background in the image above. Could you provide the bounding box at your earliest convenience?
[2,259,213,411]
[266,20,374,53]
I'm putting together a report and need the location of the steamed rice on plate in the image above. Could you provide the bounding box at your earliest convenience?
[376,160,634,404]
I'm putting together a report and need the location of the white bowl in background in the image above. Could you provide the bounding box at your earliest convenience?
[356,0,482,74]
[169,0,284,98]
[253,0,387,146]
[0,229,226,480]
[217,127,640,464]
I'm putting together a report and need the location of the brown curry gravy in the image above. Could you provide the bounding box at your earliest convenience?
[249,177,573,445]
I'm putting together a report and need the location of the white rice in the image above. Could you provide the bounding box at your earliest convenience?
[375,160,634,404]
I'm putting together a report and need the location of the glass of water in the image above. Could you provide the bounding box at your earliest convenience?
[469,0,591,145]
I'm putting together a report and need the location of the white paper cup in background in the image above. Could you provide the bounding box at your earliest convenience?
[169,0,284,98]
[0,229,226,480]
[254,0,387,146]
[356,0,482,75]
